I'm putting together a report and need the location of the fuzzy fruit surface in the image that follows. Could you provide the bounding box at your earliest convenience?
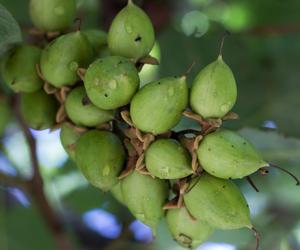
[40,31,94,87]
[60,123,83,161]
[0,97,11,136]
[20,90,58,130]
[184,174,252,230]
[108,0,155,60]
[84,56,140,110]
[145,139,193,179]
[190,56,237,119]
[75,130,125,191]
[29,0,76,32]
[166,207,214,249]
[121,171,169,233]
[130,76,188,134]
[83,29,108,55]
[198,129,267,179]
[1,45,43,93]
[65,86,114,127]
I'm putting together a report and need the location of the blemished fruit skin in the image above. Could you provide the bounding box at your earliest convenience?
[65,86,114,127]
[1,45,43,93]
[108,0,155,60]
[84,56,140,110]
[0,97,11,136]
[121,171,169,233]
[197,129,268,179]
[145,139,193,179]
[83,29,108,55]
[190,56,237,119]
[184,174,252,230]
[166,207,214,249]
[130,76,188,135]
[75,130,126,191]
[20,90,59,130]
[29,0,76,32]
[40,31,94,87]
[60,122,83,161]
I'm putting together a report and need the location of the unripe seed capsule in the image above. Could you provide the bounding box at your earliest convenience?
[197,129,268,179]
[145,139,193,179]
[65,86,114,127]
[166,207,214,249]
[84,56,140,110]
[184,174,252,230]
[190,56,237,119]
[20,90,59,130]
[121,171,169,233]
[130,76,188,134]
[75,130,125,191]
[60,122,84,161]
[40,31,94,87]
[1,45,43,93]
[108,0,155,60]
[29,0,76,32]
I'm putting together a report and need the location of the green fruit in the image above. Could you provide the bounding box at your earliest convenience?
[184,174,252,230]
[84,56,140,110]
[197,129,267,179]
[20,90,58,130]
[130,76,188,134]
[29,0,76,32]
[111,182,125,205]
[65,86,114,127]
[40,31,94,87]
[60,122,83,161]
[83,29,108,55]
[0,97,11,136]
[166,207,214,249]
[1,45,43,93]
[121,171,169,233]
[145,139,193,179]
[190,56,237,119]
[108,0,155,60]
[75,130,125,191]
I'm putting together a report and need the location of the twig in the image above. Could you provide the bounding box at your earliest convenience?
[0,172,28,190]
[11,95,73,250]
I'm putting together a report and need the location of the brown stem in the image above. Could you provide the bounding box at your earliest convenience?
[0,172,28,190]
[12,95,73,250]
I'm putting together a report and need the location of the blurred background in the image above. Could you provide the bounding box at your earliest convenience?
[0,0,300,249]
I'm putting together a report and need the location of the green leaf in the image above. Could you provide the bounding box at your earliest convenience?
[0,3,22,56]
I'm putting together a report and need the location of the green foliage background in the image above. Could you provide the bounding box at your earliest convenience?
[0,0,300,249]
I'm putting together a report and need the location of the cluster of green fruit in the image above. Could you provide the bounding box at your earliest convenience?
[0,0,298,249]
